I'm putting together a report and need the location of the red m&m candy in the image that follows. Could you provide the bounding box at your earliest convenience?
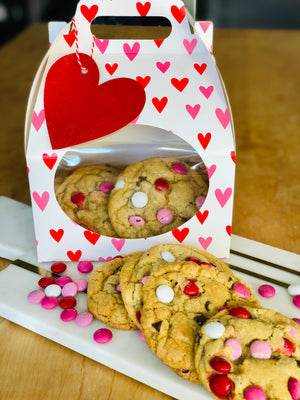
[209,374,232,397]
[229,306,250,319]
[183,280,199,296]
[71,191,85,205]
[154,178,170,192]
[209,357,231,373]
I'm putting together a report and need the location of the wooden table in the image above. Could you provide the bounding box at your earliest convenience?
[0,24,299,399]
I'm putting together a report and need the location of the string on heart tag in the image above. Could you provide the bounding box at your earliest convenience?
[72,18,96,74]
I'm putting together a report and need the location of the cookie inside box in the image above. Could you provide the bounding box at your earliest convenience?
[54,124,209,239]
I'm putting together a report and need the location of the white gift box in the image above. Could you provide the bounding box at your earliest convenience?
[25,0,235,261]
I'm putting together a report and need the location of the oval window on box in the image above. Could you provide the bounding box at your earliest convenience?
[54,124,209,238]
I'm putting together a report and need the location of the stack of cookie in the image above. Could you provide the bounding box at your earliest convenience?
[87,244,300,399]
[55,157,208,238]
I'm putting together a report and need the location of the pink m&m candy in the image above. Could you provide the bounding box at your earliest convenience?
[250,340,272,359]
[157,208,173,224]
[293,295,300,308]
[129,215,145,226]
[77,260,93,274]
[94,328,113,344]
[75,311,93,327]
[232,283,250,299]
[55,276,73,287]
[288,377,300,400]
[41,296,58,310]
[224,338,242,360]
[60,308,77,322]
[172,162,186,174]
[61,282,78,297]
[196,195,206,209]
[99,181,113,193]
[28,290,46,304]
[293,318,300,325]
[74,279,88,292]
[244,386,266,400]
[258,284,276,298]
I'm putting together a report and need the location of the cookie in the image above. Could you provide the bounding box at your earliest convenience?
[108,157,208,238]
[87,255,141,330]
[194,306,300,399]
[139,261,260,383]
[56,164,121,236]
[120,244,237,330]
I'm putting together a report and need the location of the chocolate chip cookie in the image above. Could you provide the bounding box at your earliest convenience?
[108,157,208,238]
[120,244,236,330]
[56,164,121,236]
[140,261,260,383]
[194,306,300,399]
[87,255,141,330]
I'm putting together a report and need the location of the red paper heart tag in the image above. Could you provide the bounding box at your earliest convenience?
[44,53,146,149]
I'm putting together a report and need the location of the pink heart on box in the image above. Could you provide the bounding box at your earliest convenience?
[156,61,170,73]
[199,22,211,33]
[32,191,49,211]
[198,236,212,250]
[32,110,45,131]
[216,108,230,129]
[111,238,125,252]
[183,38,197,54]
[95,39,109,54]
[98,256,113,261]
[186,104,200,119]
[207,164,216,179]
[199,85,214,99]
[123,42,140,61]
[215,188,232,207]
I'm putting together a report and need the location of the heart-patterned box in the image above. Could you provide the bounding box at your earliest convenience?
[25,0,235,261]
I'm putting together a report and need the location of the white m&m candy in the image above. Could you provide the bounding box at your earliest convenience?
[205,322,225,339]
[156,285,174,303]
[131,191,148,208]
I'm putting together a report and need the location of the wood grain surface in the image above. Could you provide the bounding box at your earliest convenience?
[0,24,299,400]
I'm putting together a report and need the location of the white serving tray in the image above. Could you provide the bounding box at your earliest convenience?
[0,196,299,400]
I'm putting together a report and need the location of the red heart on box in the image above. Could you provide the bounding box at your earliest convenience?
[44,54,146,150]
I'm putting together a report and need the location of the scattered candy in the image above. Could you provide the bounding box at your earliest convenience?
[224,338,242,360]
[209,357,231,373]
[156,285,174,303]
[94,328,113,344]
[115,178,125,189]
[156,208,173,224]
[74,279,88,292]
[50,261,67,274]
[60,308,77,322]
[258,284,276,298]
[129,215,145,226]
[250,340,272,359]
[116,284,121,292]
[205,322,225,339]
[41,296,58,310]
[71,191,85,205]
[229,306,250,319]
[75,311,93,327]
[277,338,294,356]
[44,284,62,298]
[99,181,113,193]
[209,374,231,397]
[293,318,300,325]
[244,386,266,400]
[59,296,77,309]
[131,191,148,208]
[293,295,300,308]
[172,162,186,174]
[55,276,73,287]
[61,282,78,297]
[288,377,300,400]
[183,280,199,296]
[160,251,176,263]
[154,178,170,192]
[28,290,46,304]
[77,261,93,274]
[38,276,55,288]
[288,284,300,296]
[232,282,250,299]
